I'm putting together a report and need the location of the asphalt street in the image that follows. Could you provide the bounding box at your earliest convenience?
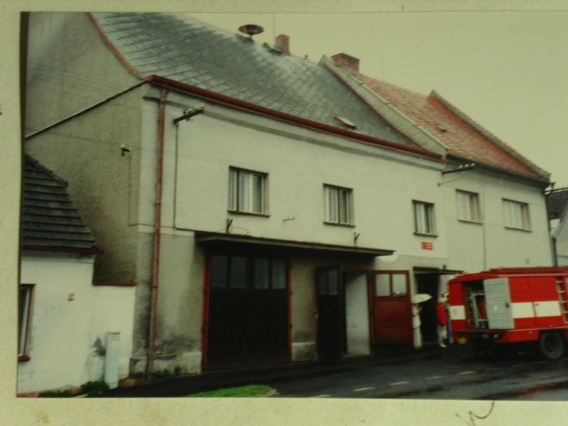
[107,343,568,400]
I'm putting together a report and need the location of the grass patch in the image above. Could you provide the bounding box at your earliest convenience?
[185,384,276,398]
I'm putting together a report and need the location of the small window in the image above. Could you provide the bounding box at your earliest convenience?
[228,168,267,214]
[503,199,530,231]
[375,272,408,297]
[392,274,408,296]
[324,185,353,225]
[210,255,228,288]
[272,259,287,290]
[210,255,288,290]
[254,258,270,289]
[375,274,390,297]
[457,190,481,223]
[19,285,34,359]
[317,269,340,295]
[230,256,247,289]
[413,201,435,235]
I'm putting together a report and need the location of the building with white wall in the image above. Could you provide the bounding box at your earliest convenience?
[19,156,135,395]
[24,12,553,375]
[324,55,553,341]
[547,188,568,266]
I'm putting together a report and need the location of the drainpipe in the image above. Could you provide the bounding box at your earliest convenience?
[147,88,169,376]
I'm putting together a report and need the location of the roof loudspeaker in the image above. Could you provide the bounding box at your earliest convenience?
[239,24,264,38]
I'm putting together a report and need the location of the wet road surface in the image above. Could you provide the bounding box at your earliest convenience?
[265,345,568,400]
[107,343,568,400]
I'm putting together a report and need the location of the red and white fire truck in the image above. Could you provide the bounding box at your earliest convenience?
[448,267,568,359]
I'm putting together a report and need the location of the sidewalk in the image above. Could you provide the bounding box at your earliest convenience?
[106,344,468,398]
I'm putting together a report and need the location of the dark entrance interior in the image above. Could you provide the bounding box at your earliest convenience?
[205,254,289,369]
[315,267,374,362]
[416,273,439,343]
[316,267,344,363]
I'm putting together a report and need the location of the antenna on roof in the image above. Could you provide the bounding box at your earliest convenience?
[239,24,264,39]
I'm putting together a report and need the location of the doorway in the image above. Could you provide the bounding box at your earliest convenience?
[416,273,440,343]
[315,267,370,362]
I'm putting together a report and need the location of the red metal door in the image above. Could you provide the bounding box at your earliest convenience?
[372,271,413,349]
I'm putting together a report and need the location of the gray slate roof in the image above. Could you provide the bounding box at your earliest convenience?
[23,155,99,251]
[91,12,415,147]
[547,188,568,220]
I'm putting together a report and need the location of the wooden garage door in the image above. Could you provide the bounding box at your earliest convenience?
[205,254,290,368]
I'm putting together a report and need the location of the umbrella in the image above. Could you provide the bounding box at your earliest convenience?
[411,293,432,304]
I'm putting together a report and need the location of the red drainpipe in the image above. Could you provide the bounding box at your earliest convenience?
[147,88,169,375]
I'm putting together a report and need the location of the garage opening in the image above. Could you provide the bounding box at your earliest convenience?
[204,254,290,369]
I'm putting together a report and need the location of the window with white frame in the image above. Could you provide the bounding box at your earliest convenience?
[228,168,267,214]
[457,190,481,222]
[413,201,436,235]
[503,199,530,230]
[324,185,353,225]
[19,285,34,359]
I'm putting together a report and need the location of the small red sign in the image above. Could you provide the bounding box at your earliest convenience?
[421,242,433,250]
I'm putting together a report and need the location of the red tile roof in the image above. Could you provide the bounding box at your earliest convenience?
[351,72,549,181]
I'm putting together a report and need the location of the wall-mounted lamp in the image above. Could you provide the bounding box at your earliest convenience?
[442,163,475,175]
[173,105,205,124]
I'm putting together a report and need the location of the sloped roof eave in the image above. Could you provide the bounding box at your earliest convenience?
[22,245,104,255]
[447,153,550,186]
[320,55,449,157]
[86,12,142,79]
[145,75,444,162]
[431,91,550,180]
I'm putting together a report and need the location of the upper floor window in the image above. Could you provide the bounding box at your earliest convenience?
[503,199,530,231]
[413,200,436,236]
[228,168,267,214]
[457,190,481,223]
[19,285,34,360]
[324,185,353,225]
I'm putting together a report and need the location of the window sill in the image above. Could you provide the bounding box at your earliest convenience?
[323,221,356,228]
[18,356,30,363]
[414,232,437,238]
[458,219,483,225]
[504,226,531,233]
[228,210,270,218]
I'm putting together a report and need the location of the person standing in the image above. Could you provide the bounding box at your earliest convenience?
[412,303,422,350]
[436,296,448,348]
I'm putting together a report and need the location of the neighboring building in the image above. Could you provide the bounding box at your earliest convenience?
[323,55,553,341]
[547,187,568,266]
[24,12,553,375]
[19,155,135,395]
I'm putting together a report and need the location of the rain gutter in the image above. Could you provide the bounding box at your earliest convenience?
[147,88,169,376]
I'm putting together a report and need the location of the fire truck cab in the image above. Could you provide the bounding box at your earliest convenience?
[449,267,568,359]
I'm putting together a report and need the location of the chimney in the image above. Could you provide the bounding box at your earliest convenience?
[275,34,290,55]
[331,53,360,72]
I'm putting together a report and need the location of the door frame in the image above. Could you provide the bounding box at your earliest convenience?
[202,251,292,369]
[370,270,413,349]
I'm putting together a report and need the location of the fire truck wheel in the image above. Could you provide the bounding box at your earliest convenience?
[537,332,564,360]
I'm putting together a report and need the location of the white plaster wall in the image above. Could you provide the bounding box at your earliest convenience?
[553,215,568,266]
[170,104,446,259]
[18,254,135,394]
[442,170,552,272]
[89,285,136,380]
[19,254,95,393]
